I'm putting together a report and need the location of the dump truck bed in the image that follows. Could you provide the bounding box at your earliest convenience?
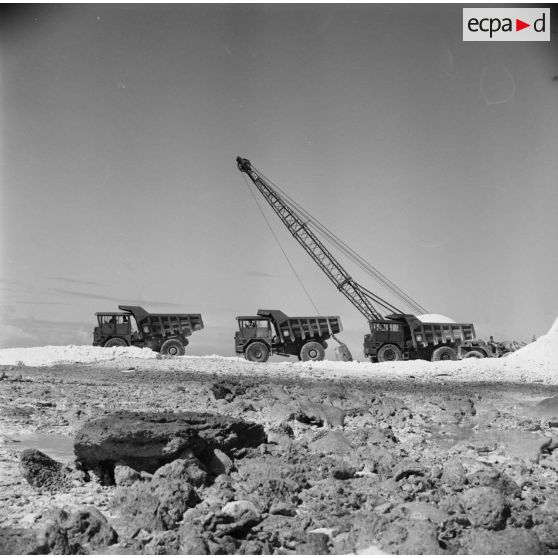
[386,314,476,349]
[137,314,203,337]
[257,309,342,341]
[409,321,475,348]
[119,305,204,337]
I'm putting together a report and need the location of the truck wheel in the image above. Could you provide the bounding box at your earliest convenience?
[300,341,325,362]
[160,339,185,356]
[104,338,128,348]
[245,342,270,363]
[463,350,485,359]
[377,344,402,362]
[431,346,457,361]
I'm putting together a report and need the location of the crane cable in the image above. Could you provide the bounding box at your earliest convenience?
[241,174,321,314]
[241,173,351,354]
[253,165,428,315]
[271,180,425,313]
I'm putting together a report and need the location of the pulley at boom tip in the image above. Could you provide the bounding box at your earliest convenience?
[236,156,251,172]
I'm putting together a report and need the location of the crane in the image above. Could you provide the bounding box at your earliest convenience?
[236,156,478,363]
[236,156,420,322]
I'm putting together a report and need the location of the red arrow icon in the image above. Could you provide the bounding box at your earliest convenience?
[516,18,530,31]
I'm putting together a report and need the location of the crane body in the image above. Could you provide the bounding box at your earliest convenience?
[237,156,478,362]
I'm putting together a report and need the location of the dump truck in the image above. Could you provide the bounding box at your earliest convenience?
[235,309,342,362]
[363,314,477,362]
[93,305,203,356]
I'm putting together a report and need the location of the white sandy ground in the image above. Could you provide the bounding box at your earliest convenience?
[0,317,556,384]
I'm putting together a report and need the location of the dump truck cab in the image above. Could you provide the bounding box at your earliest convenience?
[236,316,276,344]
[93,312,137,348]
[235,316,278,359]
[364,319,406,359]
[235,309,342,363]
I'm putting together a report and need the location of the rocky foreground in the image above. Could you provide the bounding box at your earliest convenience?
[1,359,558,554]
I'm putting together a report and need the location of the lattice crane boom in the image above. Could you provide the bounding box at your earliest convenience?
[236,156,403,324]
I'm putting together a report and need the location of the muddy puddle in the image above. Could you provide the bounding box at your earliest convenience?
[426,424,476,448]
[6,433,75,462]
[427,424,551,460]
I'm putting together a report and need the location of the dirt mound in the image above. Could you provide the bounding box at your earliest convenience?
[506,317,558,369]
[0,345,156,366]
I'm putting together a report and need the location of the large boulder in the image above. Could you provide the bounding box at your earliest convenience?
[19,449,74,492]
[114,464,141,487]
[309,431,353,455]
[460,486,508,530]
[214,500,262,536]
[143,530,181,555]
[295,531,330,554]
[74,410,266,482]
[296,400,346,427]
[378,518,445,554]
[210,380,247,401]
[38,507,118,554]
[460,458,521,496]
[151,478,201,530]
[209,449,234,476]
[441,458,467,487]
[112,475,201,531]
[461,527,546,554]
[0,527,41,554]
[152,457,208,487]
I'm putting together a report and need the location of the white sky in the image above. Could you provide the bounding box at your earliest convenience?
[1,4,557,358]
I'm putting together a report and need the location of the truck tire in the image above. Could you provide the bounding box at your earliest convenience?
[463,350,485,359]
[377,344,403,362]
[104,337,128,348]
[245,342,270,363]
[300,341,325,362]
[160,338,185,356]
[431,346,457,361]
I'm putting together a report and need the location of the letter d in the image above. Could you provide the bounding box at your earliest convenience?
[534,13,545,32]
